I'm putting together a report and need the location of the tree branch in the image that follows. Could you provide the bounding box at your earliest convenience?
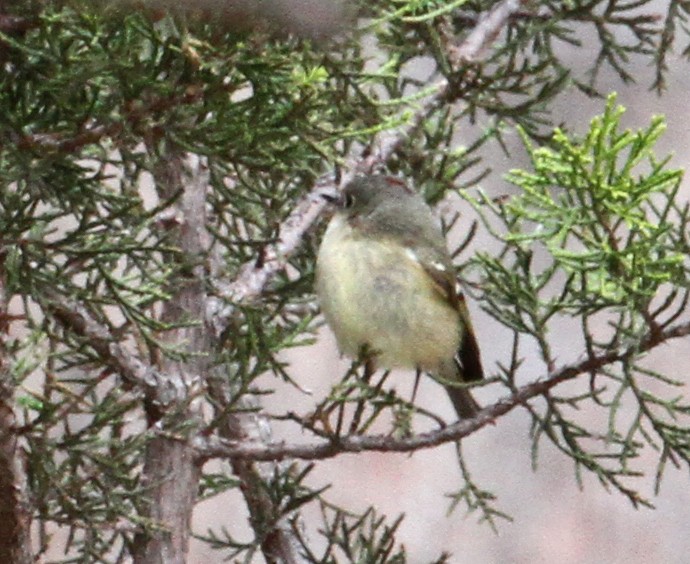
[17,88,204,154]
[0,269,33,563]
[196,319,690,462]
[451,0,529,64]
[207,0,528,334]
[45,295,161,396]
[207,174,337,337]
[45,157,310,563]
[131,153,208,564]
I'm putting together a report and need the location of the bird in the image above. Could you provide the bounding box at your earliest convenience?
[315,174,483,419]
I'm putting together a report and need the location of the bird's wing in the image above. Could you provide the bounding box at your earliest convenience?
[416,249,484,383]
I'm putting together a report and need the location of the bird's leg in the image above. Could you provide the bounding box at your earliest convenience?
[411,368,422,406]
[347,345,380,434]
[363,356,376,383]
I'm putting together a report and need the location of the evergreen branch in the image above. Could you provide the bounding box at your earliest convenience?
[208,0,527,331]
[44,294,160,398]
[451,0,530,64]
[16,88,205,154]
[197,319,690,462]
[208,175,336,332]
[368,0,531,165]
[3,1,688,560]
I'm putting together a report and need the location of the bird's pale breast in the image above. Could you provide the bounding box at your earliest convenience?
[316,215,461,372]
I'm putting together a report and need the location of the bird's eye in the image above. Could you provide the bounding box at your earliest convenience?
[343,193,355,208]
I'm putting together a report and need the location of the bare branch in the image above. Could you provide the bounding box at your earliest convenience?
[197,319,690,462]
[451,0,530,64]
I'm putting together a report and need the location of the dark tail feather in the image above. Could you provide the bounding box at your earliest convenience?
[445,385,481,419]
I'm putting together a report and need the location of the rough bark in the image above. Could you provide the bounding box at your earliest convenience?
[131,154,207,564]
[0,268,34,563]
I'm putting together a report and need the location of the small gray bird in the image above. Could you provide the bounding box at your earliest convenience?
[316,175,483,419]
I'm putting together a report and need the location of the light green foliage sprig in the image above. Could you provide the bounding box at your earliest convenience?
[505,94,686,311]
[467,95,690,507]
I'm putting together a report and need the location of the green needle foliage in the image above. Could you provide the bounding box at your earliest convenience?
[0,1,689,562]
[470,94,690,507]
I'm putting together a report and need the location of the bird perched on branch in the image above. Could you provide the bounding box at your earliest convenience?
[316,175,483,419]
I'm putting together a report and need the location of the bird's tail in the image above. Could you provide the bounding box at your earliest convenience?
[444,385,481,419]
[436,356,482,419]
